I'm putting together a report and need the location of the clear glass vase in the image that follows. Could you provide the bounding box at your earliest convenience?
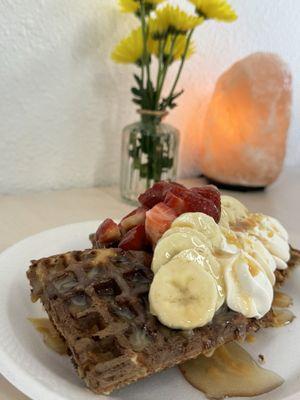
[120,113,179,204]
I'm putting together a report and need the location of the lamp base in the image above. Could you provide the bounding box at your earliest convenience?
[202,175,266,192]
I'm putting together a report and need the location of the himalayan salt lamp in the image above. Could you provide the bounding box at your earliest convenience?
[199,52,292,188]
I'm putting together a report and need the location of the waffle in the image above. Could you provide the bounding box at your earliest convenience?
[27,247,300,394]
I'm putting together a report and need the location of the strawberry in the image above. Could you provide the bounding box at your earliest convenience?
[118,224,148,251]
[95,218,121,244]
[164,191,186,215]
[181,191,220,222]
[145,202,177,246]
[190,185,221,213]
[119,206,147,234]
[138,181,186,208]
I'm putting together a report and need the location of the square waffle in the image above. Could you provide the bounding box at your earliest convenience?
[27,247,300,394]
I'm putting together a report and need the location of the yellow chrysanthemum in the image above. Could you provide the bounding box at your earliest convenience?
[118,0,165,14]
[150,35,195,61]
[150,5,203,37]
[189,0,237,22]
[111,28,147,64]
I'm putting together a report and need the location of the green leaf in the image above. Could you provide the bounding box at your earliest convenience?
[132,98,142,105]
[133,74,142,86]
[131,87,141,96]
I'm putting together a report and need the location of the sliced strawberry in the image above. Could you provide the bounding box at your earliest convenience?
[164,191,186,215]
[181,191,220,222]
[138,181,186,208]
[145,202,177,246]
[190,185,221,212]
[95,218,121,244]
[169,183,187,196]
[119,206,147,234]
[118,224,148,251]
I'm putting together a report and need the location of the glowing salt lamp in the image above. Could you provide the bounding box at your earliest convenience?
[199,52,292,188]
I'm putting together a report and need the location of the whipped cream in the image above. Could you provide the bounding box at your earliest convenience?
[222,251,274,319]
[235,213,290,270]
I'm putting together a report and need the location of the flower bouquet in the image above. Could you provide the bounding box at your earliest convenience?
[111,0,237,203]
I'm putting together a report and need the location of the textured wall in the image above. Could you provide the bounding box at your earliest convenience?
[0,0,299,194]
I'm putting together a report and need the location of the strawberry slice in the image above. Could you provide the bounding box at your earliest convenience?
[190,185,221,212]
[95,218,121,244]
[118,224,148,251]
[181,191,220,222]
[138,181,186,208]
[164,191,186,215]
[145,202,177,246]
[119,206,147,234]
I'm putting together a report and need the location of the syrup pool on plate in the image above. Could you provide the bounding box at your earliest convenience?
[180,342,284,399]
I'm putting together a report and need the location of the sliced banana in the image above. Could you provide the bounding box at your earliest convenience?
[173,249,225,310]
[171,212,223,249]
[152,231,211,274]
[221,196,248,226]
[162,226,213,251]
[149,257,218,329]
[219,207,231,229]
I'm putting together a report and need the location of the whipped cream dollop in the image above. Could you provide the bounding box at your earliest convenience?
[236,213,290,270]
[149,195,290,329]
[221,251,274,319]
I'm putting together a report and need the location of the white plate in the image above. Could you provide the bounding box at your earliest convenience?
[0,221,299,400]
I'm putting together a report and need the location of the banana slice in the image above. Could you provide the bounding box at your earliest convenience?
[171,212,223,249]
[221,196,248,226]
[152,231,211,274]
[149,257,218,329]
[219,207,231,229]
[173,249,225,310]
[162,226,213,251]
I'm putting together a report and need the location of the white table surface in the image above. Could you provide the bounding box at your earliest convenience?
[0,167,299,400]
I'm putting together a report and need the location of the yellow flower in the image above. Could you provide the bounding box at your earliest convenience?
[150,5,203,37]
[118,0,165,14]
[189,0,237,22]
[111,28,147,64]
[150,35,195,61]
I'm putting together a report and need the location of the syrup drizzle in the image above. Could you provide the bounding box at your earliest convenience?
[180,342,284,399]
[29,318,68,355]
[272,308,295,327]
[272,291,293,309]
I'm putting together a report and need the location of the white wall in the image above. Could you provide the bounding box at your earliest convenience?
[0,0,299,194]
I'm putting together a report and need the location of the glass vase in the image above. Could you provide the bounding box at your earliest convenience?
[120,113,179,204]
